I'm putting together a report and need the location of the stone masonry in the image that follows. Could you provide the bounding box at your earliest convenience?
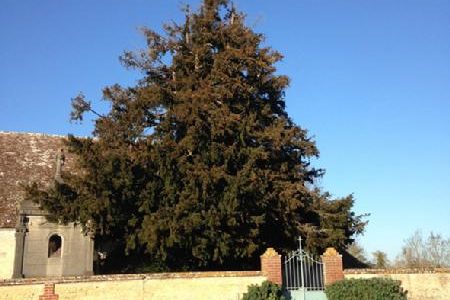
[0,132,93,279]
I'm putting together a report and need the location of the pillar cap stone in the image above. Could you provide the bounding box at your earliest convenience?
[322,247,340,257]
[261,247,280,258]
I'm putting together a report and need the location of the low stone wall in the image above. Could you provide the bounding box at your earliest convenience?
[0,229,15,279]
[344,268,450,300]
[0,271,266,300]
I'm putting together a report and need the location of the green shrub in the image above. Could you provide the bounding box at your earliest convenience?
[242,280,286,300]
[325,277,407,300]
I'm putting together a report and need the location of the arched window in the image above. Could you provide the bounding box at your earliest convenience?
[48,234,62,258]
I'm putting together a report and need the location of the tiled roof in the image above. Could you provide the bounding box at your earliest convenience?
[0,132,75,228]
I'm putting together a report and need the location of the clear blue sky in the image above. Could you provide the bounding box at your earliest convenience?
[1,0,449,262]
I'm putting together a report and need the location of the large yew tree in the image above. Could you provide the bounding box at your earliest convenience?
[28,0,366,271]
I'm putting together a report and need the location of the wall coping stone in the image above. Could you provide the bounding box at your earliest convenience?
[0,271,263,286]
[260,248,280,258]
[322,247,340,257]
[344,268,450,274]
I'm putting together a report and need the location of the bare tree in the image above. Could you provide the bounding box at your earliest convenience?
[395,230,450,268]
[372,250,389,268]
[426,232,450,267]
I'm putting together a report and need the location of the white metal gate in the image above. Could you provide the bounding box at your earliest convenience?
[283,237,326,300]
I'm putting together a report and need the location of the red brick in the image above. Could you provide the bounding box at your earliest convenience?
[39,283,59,300]
[260,248,282,285]
[321,248,344,286]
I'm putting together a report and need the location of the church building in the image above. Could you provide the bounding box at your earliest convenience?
[0,131,93,278]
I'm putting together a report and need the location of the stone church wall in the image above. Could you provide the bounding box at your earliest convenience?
[0,132,93,278]
[0,229,15,279]
[22,216,93,277]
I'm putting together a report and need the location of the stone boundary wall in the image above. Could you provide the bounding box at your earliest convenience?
[0,247,345,299]
[0,271,266,300]
[345,267,450,274]
[0,229,15,279]
[0,270,263,286]
[344,268,450,300]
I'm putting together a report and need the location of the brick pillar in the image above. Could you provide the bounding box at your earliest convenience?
[321,247,344,286]
[260,248,282,285]
[39,283,59,300]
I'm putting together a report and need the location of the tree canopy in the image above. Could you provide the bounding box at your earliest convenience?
[28,0,366,271]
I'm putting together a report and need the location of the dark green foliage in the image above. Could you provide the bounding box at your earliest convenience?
[242,281,286,300]
[27,0,367,272]
[325,278,407,300]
